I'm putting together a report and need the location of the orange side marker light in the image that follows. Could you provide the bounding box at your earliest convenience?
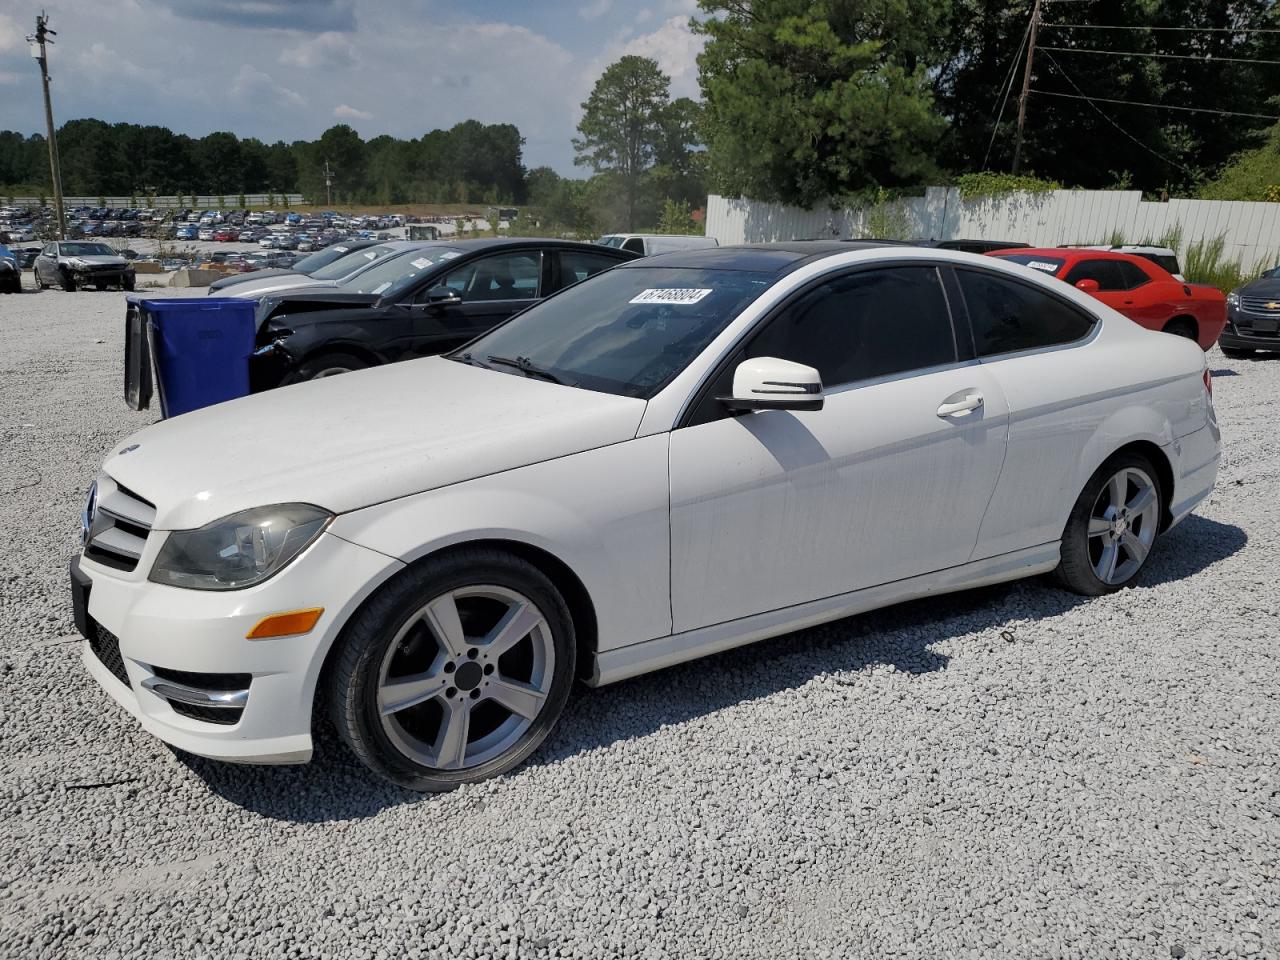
[246,608,324,640]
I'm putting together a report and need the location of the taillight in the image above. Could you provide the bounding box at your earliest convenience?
[1203,368,1213,396]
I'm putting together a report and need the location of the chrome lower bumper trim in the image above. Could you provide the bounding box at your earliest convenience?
[141,676,249,709]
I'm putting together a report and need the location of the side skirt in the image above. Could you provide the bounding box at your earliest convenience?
[588,542,1062,687]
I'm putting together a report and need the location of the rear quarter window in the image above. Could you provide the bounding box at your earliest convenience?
[957,268,1097,357]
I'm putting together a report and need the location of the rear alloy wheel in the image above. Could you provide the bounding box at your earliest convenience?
[1053,454,1162,595]
[330,549,576,790]
[1163,317,1197,341]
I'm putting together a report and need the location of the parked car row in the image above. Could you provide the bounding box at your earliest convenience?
[77,239,1220,791]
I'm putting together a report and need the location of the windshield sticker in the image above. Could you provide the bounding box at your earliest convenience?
[439,251,461,260]
[629,288,713,305]
[363,250,378,260]
[410,257,433,270]
[333,245,348,253]
[1026,260,1060,273]
[371,282,391,294]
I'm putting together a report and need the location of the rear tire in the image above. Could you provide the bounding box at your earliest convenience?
[1163,317,1197,342]
[281,351,372,384]
[1052,452,1163,596]
[328,548,576,791]
[1220,346,1253,359]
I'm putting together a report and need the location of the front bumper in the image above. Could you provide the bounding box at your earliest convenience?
[74,531,403,764]
[1221,312,1280,351]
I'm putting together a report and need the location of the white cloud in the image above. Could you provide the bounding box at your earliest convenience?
[635,9,653,24]
[578,0,612,20]
[0,71,20,85]
[0,14,19,52]
[76,42,158,81]
[280,31,355,69]
[231,63,306,108]
[591,15,704,99]
[333,103,372,120]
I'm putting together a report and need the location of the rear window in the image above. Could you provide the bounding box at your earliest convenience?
[993,254,1065,276]
[1132,253,1181,276]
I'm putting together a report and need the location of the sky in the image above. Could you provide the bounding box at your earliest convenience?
[0,0,705,175]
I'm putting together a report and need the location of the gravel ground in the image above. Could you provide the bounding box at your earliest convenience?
[1,287,1277,960]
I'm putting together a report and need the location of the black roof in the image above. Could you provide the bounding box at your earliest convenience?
[623,240,903,275]
[427,237,635,254]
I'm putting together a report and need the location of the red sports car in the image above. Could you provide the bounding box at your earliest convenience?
[988,248,1226,351]
[212,227,238,242]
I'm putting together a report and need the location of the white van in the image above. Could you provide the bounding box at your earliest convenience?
[597,234,718,256]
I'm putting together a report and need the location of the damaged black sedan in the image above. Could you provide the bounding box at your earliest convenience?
[250,238,636,390]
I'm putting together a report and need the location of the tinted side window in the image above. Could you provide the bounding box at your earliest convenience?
[958,269,1095,357]
[1065,259,1125,291]
[622,238,645,254]
[557,250,621,289]
[441,252,541,302]
[747,266,957,389]
[1116,261,1152,289]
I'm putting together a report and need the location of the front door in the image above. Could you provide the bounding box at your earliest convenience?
[415,249,546,350]
[668,265,1011,633]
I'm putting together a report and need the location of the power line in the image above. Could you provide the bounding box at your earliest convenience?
[1040,44,1280,67]
[1045,22,1280,35]
[1028,88,1280,121]
[981,9,1034,170]
[1037,49,1197,176]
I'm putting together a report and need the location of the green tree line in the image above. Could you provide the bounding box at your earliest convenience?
[0,119,528,205]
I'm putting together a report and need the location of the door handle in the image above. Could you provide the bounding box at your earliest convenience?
[937,393,984,418]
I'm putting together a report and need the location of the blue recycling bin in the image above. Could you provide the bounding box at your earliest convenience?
[124,297,257,418]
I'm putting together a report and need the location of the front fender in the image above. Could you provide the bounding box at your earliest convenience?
[326,434,672,653]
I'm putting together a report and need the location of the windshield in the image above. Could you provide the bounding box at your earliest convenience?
[339,247,462,296]
[453,267,773,399]
[994,254,1066,276]
[597,236,624,248]
[292,243,364,275]
[61,242,115,257]
[310,243,400,281]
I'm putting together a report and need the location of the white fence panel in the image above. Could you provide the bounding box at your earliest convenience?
[707,190,1280,273]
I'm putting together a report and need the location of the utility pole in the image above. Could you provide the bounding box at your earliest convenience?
[28,12,66,239]
[322,160,335,206]
[1012,0,1042,175]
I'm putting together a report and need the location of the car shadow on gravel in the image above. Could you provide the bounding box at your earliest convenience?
[178,514,1245,822]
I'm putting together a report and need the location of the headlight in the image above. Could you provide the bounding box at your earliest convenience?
[1227,290,1240,307]
[149,503,332,591]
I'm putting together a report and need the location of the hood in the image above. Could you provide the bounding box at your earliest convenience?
[71,254,128,267]
[1237,276,1280,298]
[257,289,378,325]
[209,267,299,291]
[102,357,646,530]
[228,274,331,299]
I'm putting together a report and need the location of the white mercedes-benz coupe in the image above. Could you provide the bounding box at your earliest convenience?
[72,243,1220,790]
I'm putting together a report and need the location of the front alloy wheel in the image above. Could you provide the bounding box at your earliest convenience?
[330,549,575,790]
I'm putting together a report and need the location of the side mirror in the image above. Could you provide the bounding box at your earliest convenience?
[425,284,461,306]
[720,357,824,413]
[1075,278,1101,293]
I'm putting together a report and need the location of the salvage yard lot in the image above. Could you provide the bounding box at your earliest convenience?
[1,289,1277,959]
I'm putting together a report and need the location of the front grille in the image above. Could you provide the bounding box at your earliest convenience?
[84,476,155,573]
[1238,296,1280,316]
[89,626,130,687]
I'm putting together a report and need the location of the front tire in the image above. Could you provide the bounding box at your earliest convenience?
[122,274,135,292]
[329,548,576,791]
[1052,453,1162,596]
[280,351,371,384]
[59,271,77,292]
